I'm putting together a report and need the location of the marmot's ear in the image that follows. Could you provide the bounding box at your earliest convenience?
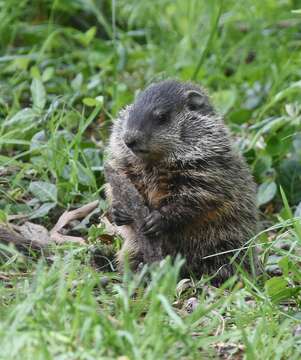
[185,90,206,111]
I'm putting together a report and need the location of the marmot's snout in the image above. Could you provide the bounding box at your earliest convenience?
[123,130,149,157]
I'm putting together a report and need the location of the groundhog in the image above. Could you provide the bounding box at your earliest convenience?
[105,80,258,283]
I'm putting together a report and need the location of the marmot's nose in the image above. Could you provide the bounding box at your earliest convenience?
[125,138,138,150]
[124,131,147,154]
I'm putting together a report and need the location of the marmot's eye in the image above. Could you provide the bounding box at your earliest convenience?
[153,109,168,122]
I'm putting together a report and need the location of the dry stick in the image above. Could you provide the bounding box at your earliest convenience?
[104,164,163,264]
[50,200,99,244]
[0,200,100,252]
[0,224,46,254]
[8,214,29,221]
[50,200,99,235]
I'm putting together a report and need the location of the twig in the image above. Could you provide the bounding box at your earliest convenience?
[7,214,29,221]
[49,200,99,244]
[0,224,46,254]
[50,200,99,235]
[50,233,86,245]
[0,200,100,251]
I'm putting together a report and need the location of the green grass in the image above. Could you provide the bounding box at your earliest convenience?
[1,0,301,358]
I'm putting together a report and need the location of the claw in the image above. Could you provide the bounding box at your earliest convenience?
[141,210,163,237]
[112,207,133,226]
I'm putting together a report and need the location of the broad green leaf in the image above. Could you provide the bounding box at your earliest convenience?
[212,89,236,115]
[4,108,36,126]
[266,134,292,157]
[42,67,55,82]
[83,148,102,169]
[30,65,41,79]
[229,109,251,125]
[278,256,290,276]
[0,210,7,223]
[82,97,98,107]
[85,26,96,45]
[249,116,287,149]
[265,276,300,303]
[12,57,30,70]
[31,79,46,110]
[257,181,277,206]
[29,202,56,219]
[29,181,57,203]
[278,159,301,205]
[83,97,103,107]
[265,277,288,302]
[274,81,301,102]
[253,155,272,179]
[71,73,83,91]
[30,130,47,150]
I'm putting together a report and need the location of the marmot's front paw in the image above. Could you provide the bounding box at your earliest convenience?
[112,206,133,226]
[141,210,164,237]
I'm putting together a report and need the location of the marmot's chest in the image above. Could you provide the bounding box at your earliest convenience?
[125,164,174,209]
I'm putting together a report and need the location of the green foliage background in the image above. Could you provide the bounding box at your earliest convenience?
[1,0,301,359]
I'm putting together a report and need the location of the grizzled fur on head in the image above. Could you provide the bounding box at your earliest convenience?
[114,80,231,163]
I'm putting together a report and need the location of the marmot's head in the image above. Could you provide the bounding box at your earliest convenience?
[120,80,227,162]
